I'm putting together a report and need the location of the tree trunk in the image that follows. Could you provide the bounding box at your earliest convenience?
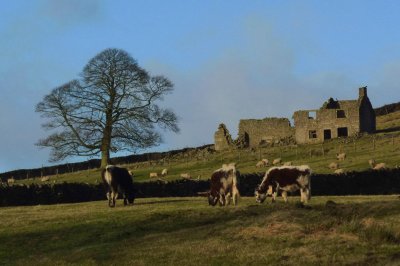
[101,123,112,168]
[101,147,110,168]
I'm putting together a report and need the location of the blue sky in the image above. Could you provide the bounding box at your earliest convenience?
[1,0,400,172]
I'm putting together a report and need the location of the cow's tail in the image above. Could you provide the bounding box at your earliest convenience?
[232,171,240,205]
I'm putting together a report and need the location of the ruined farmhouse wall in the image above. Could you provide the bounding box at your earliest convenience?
[214,124,233,151]
[359,97,376,133]
[293,101,360,144]
[214,87,376,148]
[238,118,294,147]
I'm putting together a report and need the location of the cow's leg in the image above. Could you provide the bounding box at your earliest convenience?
[272,191,277,203]
[106,191,112,207]
[225,192,231,206]
[219,194,226,206]
[282,191,288,203]
[301,188,309,203]
[123,193,128,206]
[232,186,239,206]
[110,191,117,207]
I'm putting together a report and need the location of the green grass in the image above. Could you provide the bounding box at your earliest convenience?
[1,196,399,265]
[12,110,400,186]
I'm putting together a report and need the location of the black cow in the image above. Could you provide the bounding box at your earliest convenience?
[101,165,135,207]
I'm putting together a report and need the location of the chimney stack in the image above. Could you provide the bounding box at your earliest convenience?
[359,86,367,98]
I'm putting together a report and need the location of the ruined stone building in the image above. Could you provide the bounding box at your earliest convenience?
[214,118,294,151]
[293,87,375,144]
[214,87,376,150]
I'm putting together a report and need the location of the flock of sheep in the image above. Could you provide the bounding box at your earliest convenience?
[3,153,393,186]
[255,153,388,175]
[328,152,387,174]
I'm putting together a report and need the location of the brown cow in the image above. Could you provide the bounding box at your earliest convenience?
[255,165,312,204]
[208,163,240,206]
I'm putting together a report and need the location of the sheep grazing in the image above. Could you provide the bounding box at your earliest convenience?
[334,169,344,174]
[149,172,158,178]
[272,158,282,166]
[256,160,268,168]
[368,159,376,168]
[329,162,339,170]
[336,153,346,161]
[283,161,292,166]
[7,178,15,185]
[180,173,192,179]
[161,168,168,177]
[372,162,387,170]
[41,176,50,182]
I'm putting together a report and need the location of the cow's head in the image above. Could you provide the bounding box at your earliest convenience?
[207,191,219,206]
[255,186,272,203]
[255,189,267,203]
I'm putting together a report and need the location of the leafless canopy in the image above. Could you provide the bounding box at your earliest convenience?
[36,48,179,166]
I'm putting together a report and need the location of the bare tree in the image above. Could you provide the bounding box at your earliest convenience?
[36,48,179,167]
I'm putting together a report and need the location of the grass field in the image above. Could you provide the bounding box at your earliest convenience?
[1,196,400,265]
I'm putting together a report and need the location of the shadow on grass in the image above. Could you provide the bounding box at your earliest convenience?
[1,199,400,264]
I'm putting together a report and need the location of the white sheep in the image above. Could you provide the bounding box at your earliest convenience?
[149,172,158,178]
[256,161,266,168]
[180,173,192,179]
[7,178,15,185]
[368,159,376,168]
[161,168,168,177]
[372,162,386,170]
[283,161,292,166]
[41,176,50,182]
[336,153,346,161]
[261,159,269,166]
[272,158,282,166]
[334,169,344,174]
[329,162,339,170]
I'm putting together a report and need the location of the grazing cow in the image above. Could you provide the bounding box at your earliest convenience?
[255,165,312,204]
[102,165,135,207]
[208,163,240,206]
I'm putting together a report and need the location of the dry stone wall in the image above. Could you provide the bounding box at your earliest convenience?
[238,118,294,148]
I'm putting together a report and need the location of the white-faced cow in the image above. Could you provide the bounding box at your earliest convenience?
[255,165,311,204]
[102,165,135,207]
[208,163,240,206]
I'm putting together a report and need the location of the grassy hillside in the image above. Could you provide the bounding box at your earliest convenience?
[11,111,400,186]
[0,196,399,265]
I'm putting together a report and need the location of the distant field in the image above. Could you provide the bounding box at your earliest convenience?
[1,196,399,265]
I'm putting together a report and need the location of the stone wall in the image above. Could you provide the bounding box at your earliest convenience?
[238,118,294,148]
[214,124,234,151]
